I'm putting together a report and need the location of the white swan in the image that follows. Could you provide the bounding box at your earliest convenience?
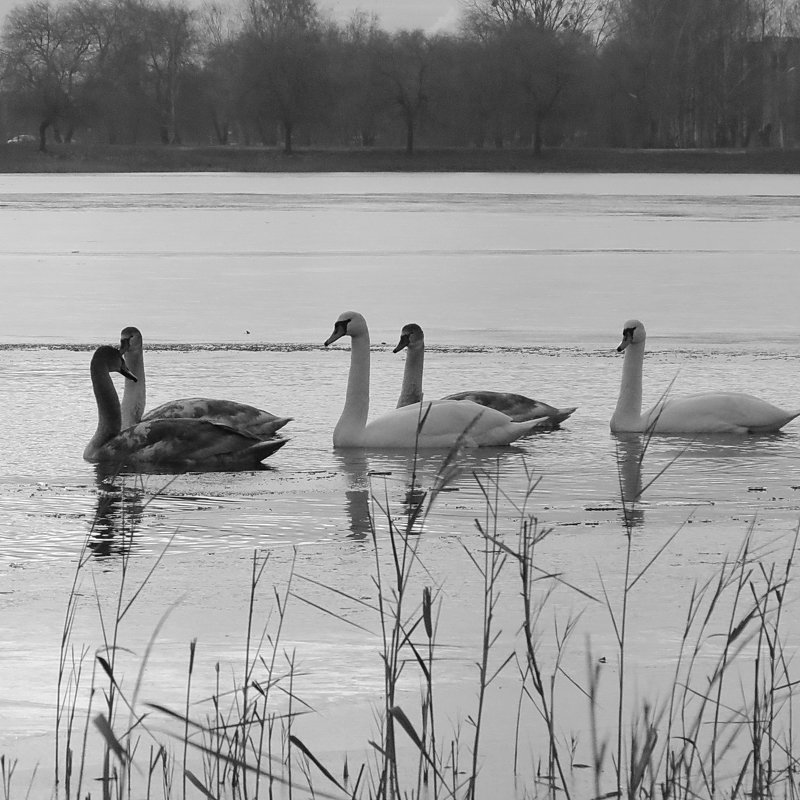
[610,319,800,434]
[393,323,576,427]
[324,311,545,448]
[84,346,287,468]
[119,327,291,437]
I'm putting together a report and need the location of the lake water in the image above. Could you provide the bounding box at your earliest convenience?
[2,172,800,798]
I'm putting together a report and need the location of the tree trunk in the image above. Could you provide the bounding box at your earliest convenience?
[38,119,50,152]
[283,120,293,154]
[405,113,414,154]
[493,123,504,149]
[211,110,228,144]
[255,115,268,145]
[532,114,543,156]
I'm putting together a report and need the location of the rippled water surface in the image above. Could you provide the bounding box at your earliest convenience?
[3,345,800,560]
[2,172,800,796]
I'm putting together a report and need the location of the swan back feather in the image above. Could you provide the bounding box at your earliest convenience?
[442,391,577,425]
[142,398,291,437]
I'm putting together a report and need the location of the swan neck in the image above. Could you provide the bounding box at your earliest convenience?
[614,341,644,424]
[397,346,424,408]
[334,330,371,444]
[88,358,122,453]
[121,348,146,428]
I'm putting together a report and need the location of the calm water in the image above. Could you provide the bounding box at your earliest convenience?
[2,172,800,796]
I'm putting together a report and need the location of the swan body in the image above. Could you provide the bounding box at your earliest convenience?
[440,390,574,425]
[84,346,287,468]
[610,319,800,435]
[325,311,544,448]
[120,326,291,437]
[393,323,576,427]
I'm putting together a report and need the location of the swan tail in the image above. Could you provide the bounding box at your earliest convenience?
[252,417,293,437]
[536,406,578,427]
[747,410,800,434]
[237,436,289,463]
[483,417,549,446]
[179,436,289,469]
[514,417,558,440]
[518,418,551,438]
[554,406,578,423]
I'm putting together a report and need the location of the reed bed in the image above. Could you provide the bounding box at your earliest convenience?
[4,435,800,800]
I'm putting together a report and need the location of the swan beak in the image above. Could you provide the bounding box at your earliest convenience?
[393,333,410,353]
[119,337,130,354]
[119,360,138,382]
[324,319,348,347]
[617,327,635,353]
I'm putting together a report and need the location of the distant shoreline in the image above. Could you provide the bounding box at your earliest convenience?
[2,142,800,173]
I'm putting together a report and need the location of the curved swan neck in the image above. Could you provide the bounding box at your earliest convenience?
[121,347,146,428]
[397,344,424,408]
[614,341,644,424]
[88,357,122,452]
[334,328,371,444]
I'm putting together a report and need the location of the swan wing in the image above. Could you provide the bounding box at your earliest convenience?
[649,392,800,434]
[442,390,576,426]
[143,397,292,437]
[93,418,288,468]
[362,400,544,448]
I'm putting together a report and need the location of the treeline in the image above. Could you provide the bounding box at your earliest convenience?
[1,0,798,153]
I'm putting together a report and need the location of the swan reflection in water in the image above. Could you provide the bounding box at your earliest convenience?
[335,449,432,541]
[614,433,646,530]
[88,465,146,558]
[613,429,794,532]
[334,445,531,541]
[334,450,371,540]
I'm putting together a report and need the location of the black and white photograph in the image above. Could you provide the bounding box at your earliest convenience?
[2,0,800,798]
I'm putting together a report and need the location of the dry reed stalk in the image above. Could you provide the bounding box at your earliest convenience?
[20,411,800,800]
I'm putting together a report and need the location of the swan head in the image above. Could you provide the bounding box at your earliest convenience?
[92,345,138,382]
[393,323,424,354]
[325,311,367,346]
[119,326,143,355]
[617,319,646,352]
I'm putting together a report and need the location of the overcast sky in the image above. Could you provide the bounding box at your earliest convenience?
[325,0,463,31]
[0,0,463,32]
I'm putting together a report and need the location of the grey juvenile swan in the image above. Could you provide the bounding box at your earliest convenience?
[393,322,576,428]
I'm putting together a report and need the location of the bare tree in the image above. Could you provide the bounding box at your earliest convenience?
[239,0,329,153]
[605,0,767,147]
[462,0,609,39]
[329,11,388,146]
[373,29,432,153]
[1,0,93,149]
[130,0,196,143]
[197,2,242,143]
